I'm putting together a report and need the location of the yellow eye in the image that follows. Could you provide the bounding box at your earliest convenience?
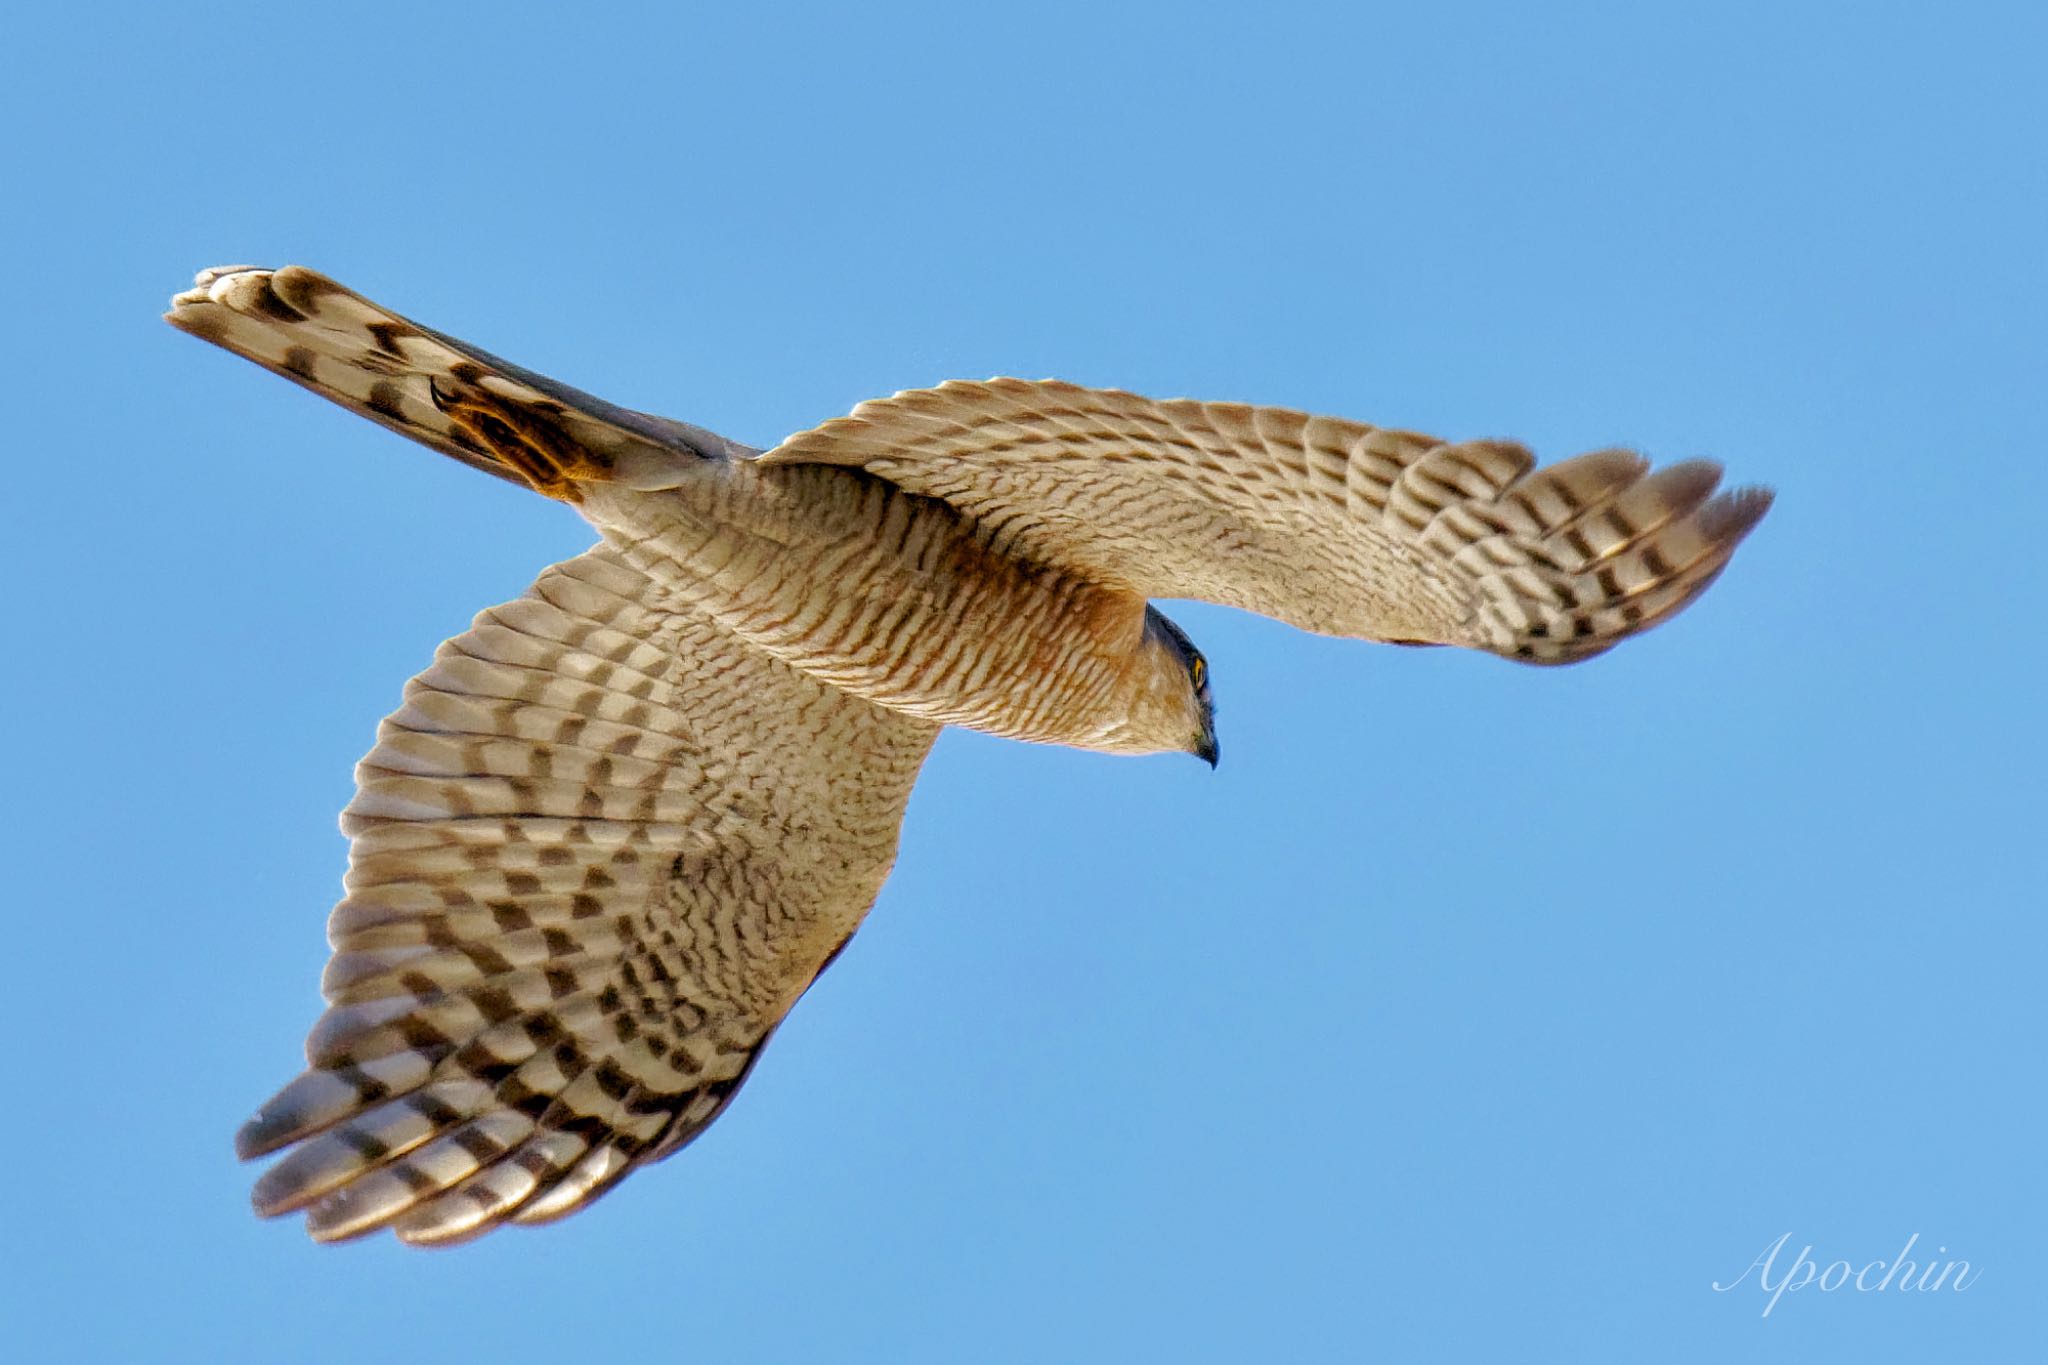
[1190,656,1207,688]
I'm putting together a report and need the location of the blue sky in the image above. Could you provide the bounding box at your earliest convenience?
[3,2,2041,1360]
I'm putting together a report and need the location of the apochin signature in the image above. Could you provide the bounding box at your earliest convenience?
[1714,1233,1980,1317]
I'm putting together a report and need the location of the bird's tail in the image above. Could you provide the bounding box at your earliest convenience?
[165,265,743,498]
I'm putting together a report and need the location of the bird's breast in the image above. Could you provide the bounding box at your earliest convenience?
[581,464,1152,747]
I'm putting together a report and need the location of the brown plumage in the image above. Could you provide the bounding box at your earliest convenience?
[166,264,1770,1244]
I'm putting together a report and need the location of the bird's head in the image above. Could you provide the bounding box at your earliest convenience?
[1138,607,1218,766]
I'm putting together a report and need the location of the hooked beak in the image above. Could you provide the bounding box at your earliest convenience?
[1193,727,1219,769]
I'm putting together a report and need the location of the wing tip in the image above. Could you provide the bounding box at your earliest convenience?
[1485,462,1774,665]
[1703,483,1776,541]
[234,1114,281,1163]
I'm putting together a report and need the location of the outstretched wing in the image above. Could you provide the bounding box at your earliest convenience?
[762,379,1772,664]
[239,547,937,1245]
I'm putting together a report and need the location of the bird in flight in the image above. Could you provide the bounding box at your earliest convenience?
[167,264,1770,1245]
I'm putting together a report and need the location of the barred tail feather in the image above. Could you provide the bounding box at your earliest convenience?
[165,265,741,495]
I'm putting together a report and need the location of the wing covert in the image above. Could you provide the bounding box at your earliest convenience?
[762,378,1771,663]
[237,546,938,1244]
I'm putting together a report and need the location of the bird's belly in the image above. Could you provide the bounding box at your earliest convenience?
[584,473,1149,747]
[749,551,1144,743]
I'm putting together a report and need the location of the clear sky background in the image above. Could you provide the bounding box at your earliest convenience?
[3,3,2041,1361]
